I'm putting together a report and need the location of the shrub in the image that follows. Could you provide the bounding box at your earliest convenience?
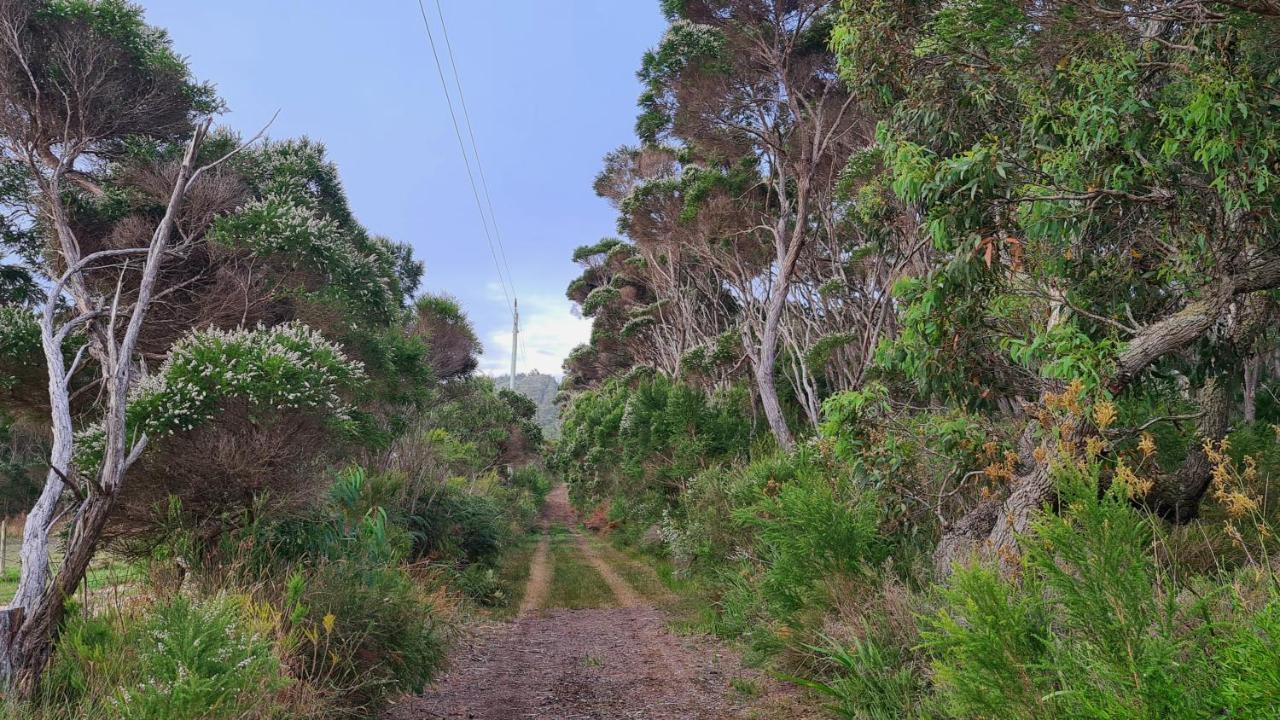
[736,451,888,616]
[405,485,506,566]
[455,563,506,606]
[295,559,446,715]
[913,463,1279,719]
[799,635,930,720]
[40,596,285,720]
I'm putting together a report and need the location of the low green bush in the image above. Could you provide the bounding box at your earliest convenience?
[295,559,446,715]
[38,596,284,720]
[406,485,506,565]
[737,451,887,616]
[814,462,1280,720]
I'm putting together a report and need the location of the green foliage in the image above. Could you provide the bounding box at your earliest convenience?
[76,323,365,471]
[113,597,283,720]
[35,0,219,112]
[41,596,283,720]
[736,452,888,614]
[797,636,929,720]
[554,375,754,508]
[405,485,506,566]
[910,465,1279,719]
[0,306,39,390]
[636,19,728,142]
[297,559,445,713]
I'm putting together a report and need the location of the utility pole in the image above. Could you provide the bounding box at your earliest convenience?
[510,299,518,390]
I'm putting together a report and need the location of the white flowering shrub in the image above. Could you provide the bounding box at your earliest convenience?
[76,321,365,469]
[0,305,40,392]
[115,595,282,720]
[210,139,404,323]
[209,196,397,321]
[0,305,39,362]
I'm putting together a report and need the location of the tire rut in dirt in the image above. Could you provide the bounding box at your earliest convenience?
[385,607,787,720]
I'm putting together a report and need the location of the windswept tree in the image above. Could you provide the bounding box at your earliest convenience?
[635,0,864,448]
[0,0,425,690]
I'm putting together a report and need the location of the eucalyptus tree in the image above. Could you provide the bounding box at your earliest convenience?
[637,0,863,449]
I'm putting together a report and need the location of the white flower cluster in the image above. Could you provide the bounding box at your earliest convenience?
[619,392,641,436]
[0,306,39,361]
[218,197,396,313]
[77,322,365,469]
[662,19,724,60]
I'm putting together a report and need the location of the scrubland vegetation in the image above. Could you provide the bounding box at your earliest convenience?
[2,0,1280,717]
[0,0,550,716]
[554,0,1280,718]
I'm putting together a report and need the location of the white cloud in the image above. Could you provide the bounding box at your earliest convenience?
[479,283,592,378]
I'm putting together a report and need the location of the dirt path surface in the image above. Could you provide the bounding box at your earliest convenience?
[386,486,808,720]
[517,535,551,618]
[576,532,641,608]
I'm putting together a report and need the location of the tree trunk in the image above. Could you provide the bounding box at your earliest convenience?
[757,275,795,451]
[1144,376,1231,524]
[10,493,116,695]
[1243,354,1260,424]
[933,284,1272,575]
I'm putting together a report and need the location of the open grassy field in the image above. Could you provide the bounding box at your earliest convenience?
[0,520,142,605]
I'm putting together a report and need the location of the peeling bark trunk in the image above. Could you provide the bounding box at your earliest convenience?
[933,272,1278,575]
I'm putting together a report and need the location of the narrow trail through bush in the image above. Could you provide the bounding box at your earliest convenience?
[386,485,809,720]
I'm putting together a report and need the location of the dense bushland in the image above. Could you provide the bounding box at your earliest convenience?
[557,0,1280,717]
[0,0,549,715]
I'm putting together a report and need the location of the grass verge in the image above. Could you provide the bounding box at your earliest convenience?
[545,534,614,609]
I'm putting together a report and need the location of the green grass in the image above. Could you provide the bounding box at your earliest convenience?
[488,535,538,620]
[731,676,763,697]
[545,535,614,610]
[0,537,142,605]
[589,535,671,602]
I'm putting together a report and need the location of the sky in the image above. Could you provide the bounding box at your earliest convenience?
[138,1,668,377]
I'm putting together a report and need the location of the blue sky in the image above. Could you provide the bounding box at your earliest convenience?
[139,1,667,376]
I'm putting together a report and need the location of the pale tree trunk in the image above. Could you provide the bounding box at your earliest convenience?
[754,175,813,452]
[757,296,794,451]
[0,120,250,693]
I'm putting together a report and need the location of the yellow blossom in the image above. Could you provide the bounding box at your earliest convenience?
[1244,456,1258,483]
[1114,462,1140,497]
[1138,432,1156,457]
[1064,379,1085,413]
[1033,445,1049,465]
[1093,401,1117,430]
[1211,462,1231,491]
[1222,492,1259,519]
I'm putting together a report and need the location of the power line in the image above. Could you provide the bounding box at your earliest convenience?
[413,0,515,315]
[433,0,517,303]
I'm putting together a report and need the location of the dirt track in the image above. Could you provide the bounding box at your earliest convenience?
[386,485,807,720]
